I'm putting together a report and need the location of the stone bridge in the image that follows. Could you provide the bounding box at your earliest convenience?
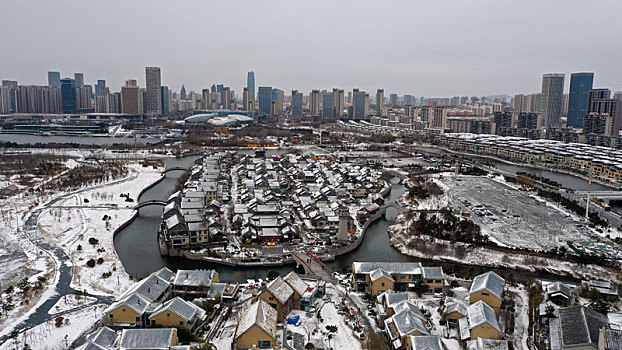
[291,251,336,284]
[161,166,190,174]
[133,200,167,210]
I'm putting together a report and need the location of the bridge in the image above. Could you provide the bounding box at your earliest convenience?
[574,191,622,200]
[161,167,190,174]
[291,250,336,284]
[133,200,167,210]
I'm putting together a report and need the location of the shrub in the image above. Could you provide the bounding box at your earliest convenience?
[55,316,64,327]
[86,259,96,268]
[88,237,99,245]
[97,258,104,264]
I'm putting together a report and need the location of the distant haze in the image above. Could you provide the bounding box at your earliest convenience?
[1,0,621,96]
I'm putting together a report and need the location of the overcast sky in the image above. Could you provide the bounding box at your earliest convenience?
[1,0,621,97]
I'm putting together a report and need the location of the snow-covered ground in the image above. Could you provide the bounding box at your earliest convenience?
[0,304,106,350]
[50,294,97,314]
[38,163,163,296]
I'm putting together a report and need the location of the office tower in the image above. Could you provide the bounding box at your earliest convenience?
[161,86,169,113]
[309,90,321,115]
[540,73,565,129]
[242,87,253,112]
[121,79,140,115]
[389,93,398,106]
[566,72,594,128]
[145,67,162,115]
[48,72,61,87]
[94,80,106,97]
[587,89,621,137]
[74,73,84,88]
[352,89,368,119]
[60,78,77,113]
[180,85,186,100]
[322,91,334,119]
[220,86,231,109]
[347,91,352,104]
[76,85,93,110]
[291,90,303,118]
[247,71,255,100]
[333,88,344,117]
[202,89,210,110]
[376,89,385,117]
[271,89,284,115]
[258,86,272,116]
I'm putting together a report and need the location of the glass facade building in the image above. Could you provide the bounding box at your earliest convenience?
[567,72,594,128]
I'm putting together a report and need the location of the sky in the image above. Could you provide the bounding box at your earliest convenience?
[1,0,621,97]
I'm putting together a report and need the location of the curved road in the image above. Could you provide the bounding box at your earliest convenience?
[0,168,145,345]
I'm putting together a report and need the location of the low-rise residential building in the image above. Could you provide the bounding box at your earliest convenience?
[352,261,425,294]
[552,306,607,350]
[172,269,219,300]
[421,266,445,293]
[259,276,294,320]
[460,301,501,340]
[546,282,572,306]
[469,271,505,313]
[119,328,178,350]
[234,299,279,350]
[405,335,444,350]
[148,297,207,331]
[442,297,468,324]
[384,306,429,348]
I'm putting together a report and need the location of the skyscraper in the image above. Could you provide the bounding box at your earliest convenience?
[145,67,162,115]
[322,91,334,119]
[588,89,611,113]
[48,71,61,87]
[258,86,272,116]
[376,89,385,116]
[333,88,344,117]
[586,88,622,136]
[540,73,565,129]
[242,87,253,112]
[222,87,232,109]
[310,90,321,115]
[60,78,77,113]
[291,90,303,118]
[74,73,84,88]
[161,86,169,114]
[121,79,140,115]
[95,80,106,97]
[389,93,398,106]
[202,89,210,110]
[247,71,255,101]
[566,72,594,128]
[352,89,368,119]
[180,85,186,100]
[272,89,284,115]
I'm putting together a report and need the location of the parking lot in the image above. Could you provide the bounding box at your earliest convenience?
[443,176,594,250]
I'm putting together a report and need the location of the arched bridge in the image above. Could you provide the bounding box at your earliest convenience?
[161,167,190,174]
[292,251,336,284]
[134,200,167,210]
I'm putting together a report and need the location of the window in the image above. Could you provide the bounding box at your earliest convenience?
[381,282,385,287]
[180,321,184,326]
[268,296,273,301]
[258,340,271,349]
[167,313,170,317]
[109,314,113,319]
[122,308,126,312]
[481,292,489,296]
[136,317,140,322]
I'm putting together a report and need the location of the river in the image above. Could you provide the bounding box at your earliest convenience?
[114,153,580,284]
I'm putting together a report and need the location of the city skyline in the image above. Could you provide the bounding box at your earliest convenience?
[1,1,621,96]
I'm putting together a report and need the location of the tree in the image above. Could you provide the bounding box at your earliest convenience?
[267,270,280,280]
[413,280,429,297]
[588,299,609,315]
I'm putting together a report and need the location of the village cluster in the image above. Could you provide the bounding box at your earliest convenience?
[159,151,387,262]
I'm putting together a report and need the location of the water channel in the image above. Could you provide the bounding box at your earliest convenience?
[114,151,582,284]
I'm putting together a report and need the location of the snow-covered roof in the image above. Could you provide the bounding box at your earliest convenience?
[283,271,308,296]
[119,328,175,350]
[558,306,607,347]
[408,335,443,350]
[353,261,422,275]
[265,276,294,305]
[546,282,571,299]
[149,297,205,322]
[154,267,175,282]
[393,300,425,321]
[443,297,468,317]
[173,269,216,288]
[134,275,170,302]
[469,271,505,299]
[422,266,444,280]
[86,327,117,350]
[235,299,277,340]
[370,268,394,282]
[466,338,509,350]
[468,301,500,332]
[381,290,408,308]
[391,308,428,336]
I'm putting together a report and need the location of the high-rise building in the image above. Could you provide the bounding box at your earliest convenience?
[389,93,398,106]
[588,89,611,112]
[180,85,186,100]
[201,89,210,110]
[121,79,140,115]
[145,67,162,115]
[94,80,106,97]
[74,73,84,88]
[333,88,344,117]
[161,86,169,114]
[60,78,77,113]
[352,89,368,119]
[247,71,255,101]
[242,87,253,112]
[347,91,352,104]
[540,73,565,129]
[222,87,232,109]
[272,89,284,115]
[258,86,272,116]
[48,71,61,87]
[76,85,93,110]
[450,96,460,106]
[322,91,334,119]
[566,72,594,128]
[586,88,622,137]
[614,91,622,102]
[309,90,321,116]
[376,89,385,117]
[291,90,303,118]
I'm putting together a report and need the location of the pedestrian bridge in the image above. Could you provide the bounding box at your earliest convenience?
[134,200,167,210]
[575,191,622,199]
[161,167,190,174]
[291,251,336,284]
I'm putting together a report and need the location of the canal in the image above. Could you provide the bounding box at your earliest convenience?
[114,153,581,284]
